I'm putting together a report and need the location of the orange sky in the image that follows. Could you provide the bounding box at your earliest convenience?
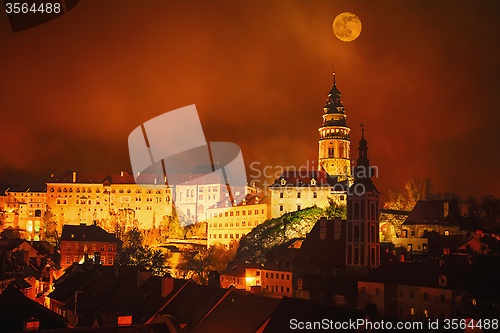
[1,0,499,199]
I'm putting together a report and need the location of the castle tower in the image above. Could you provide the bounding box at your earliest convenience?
[318,73,351,181]
[345,128,380,276]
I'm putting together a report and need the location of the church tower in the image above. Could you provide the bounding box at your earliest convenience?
[345,128,380,276]
[318,73,351,181]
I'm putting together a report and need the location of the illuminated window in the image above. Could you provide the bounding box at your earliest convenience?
[410,308,415,316]
[444,230,450,236]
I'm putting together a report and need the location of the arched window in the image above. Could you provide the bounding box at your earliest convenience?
[371,202,376,220]
[354,202,360,219]
[34,209,42,217]
[371,247,376,265]
[371,225,376,242]
[318,268,325,275]
[191,189,195,197]
[27,220,33,233]
[334,269,342,276]
[354,247,359,264]
[198,204,204,213]
[354,224,360,241]
[34,221,40,233]
[302,268,308,274]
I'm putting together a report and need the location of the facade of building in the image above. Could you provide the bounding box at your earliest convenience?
[219,263,262,291]
[59,224,121,270]
[260,246,298,298]
[0,191,47,241]
[269,169,348,219]
[46,171,173,231]
[207,193,270,247]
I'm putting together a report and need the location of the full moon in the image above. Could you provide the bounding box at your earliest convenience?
[333,12,362,42]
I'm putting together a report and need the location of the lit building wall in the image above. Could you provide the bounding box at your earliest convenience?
[207,195,270,247]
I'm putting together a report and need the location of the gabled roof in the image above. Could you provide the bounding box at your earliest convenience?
[0,285,67,332]
[403,200,460,226]
[209,193,269,210]
[263,247,299,272]
[261,297,366,333]
[79,272,188,326]
[157,282,231,332]
[60,224,120,243]
[220,262,261,278]
[293,217,346,267]
[190,291,281,333]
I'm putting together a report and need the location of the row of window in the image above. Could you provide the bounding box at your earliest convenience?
[265,272,290,280]
[265,285,290,294]
[65,255,113,265]
[280,204,301,211]
[210,221,260,228]
[279,192,318,199]
[65,243,114,252]
[209,233,242,239]
[211,209,264,218]
[51,187,168,194]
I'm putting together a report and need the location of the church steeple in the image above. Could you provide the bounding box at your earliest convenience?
[318,72,351,181]
[352,126,379,193]
[345,127,380,277]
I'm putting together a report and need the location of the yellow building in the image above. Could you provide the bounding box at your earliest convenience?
[46,171,173,230]
[269,168,348,218]
[207,193,270,247]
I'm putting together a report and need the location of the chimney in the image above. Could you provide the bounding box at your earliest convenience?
[161,274,174,298]
[137,268,152,287]
[72,172,76,183]
[23,318,39,331]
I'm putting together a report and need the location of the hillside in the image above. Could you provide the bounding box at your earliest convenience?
[234,204,344,265]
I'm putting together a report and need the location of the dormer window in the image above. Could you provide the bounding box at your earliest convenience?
[311,179,317,186]
[280,178,286,186]
[438,275,447,287]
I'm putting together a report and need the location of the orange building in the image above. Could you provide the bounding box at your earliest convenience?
[219,263,262,291]
[0,190,47,241]
[60,224,121,270]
